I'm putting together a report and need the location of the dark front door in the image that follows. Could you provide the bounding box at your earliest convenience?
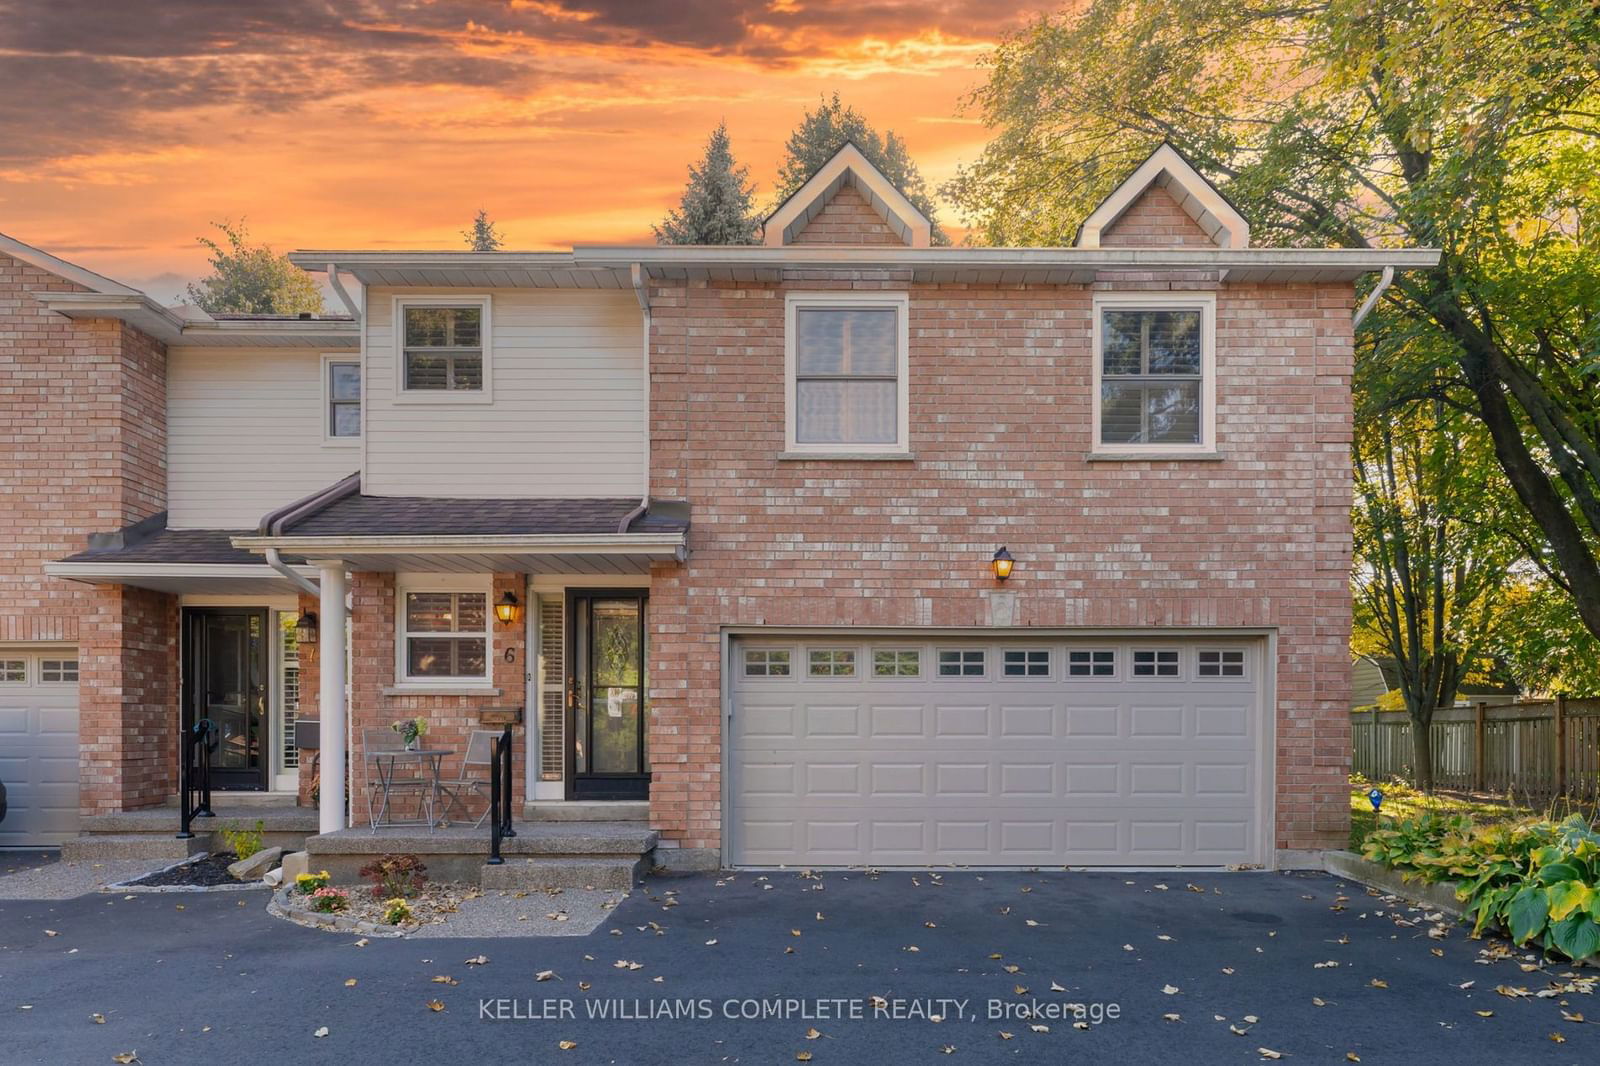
[182,607,269,791]
[567,590,649,800]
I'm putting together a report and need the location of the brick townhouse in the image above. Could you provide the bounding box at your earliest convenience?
[0,143,1437,873]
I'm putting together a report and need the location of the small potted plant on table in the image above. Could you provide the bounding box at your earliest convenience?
[391,715,428,751]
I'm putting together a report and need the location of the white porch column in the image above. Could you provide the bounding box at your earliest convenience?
[317,563,348,835]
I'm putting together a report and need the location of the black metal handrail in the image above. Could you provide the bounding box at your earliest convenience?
[487,723,517,864]
[177,720,215,839]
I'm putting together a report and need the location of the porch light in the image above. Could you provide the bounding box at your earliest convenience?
[991,547,1015,581]
[295,610,319,645]
[494,591,523,625]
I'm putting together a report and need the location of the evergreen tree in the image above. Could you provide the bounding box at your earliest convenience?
[654,122,760,245]
[185,220,325,315]
[773,93,948,245]
[463,209,504,251]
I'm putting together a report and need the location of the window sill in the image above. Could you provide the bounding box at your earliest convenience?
[321,437,360,448]
[779,451,915,462]
[391,392,494,406]
[383,684,501,697]
[1086,451,1223,462]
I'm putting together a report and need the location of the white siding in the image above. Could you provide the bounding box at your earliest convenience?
[167,347,358,528]
[364,289,644,498]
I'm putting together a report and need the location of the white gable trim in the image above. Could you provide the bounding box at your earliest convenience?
[764,142,931,248]
[0,230,141,295]
[1077,144,1250,250]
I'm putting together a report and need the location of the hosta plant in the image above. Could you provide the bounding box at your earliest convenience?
[1363,814,1600,963]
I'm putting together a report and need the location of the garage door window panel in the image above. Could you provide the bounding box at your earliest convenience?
[40,659,78,683]
[743,649,792,678]
[872,649,920,678]
[1132,649,1182,678]
[1197,649,1247,678]
[1002,649,1052,678]
[0,659,24,682]
[937,649,986,678]
[808,649,857,678]
[1067,649,1116,678]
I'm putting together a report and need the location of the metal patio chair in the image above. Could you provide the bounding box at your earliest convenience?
[362,727,434,831]
[439,729,497,829]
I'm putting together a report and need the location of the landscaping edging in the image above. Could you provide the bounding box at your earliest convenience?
[1322,850,1466,916]
[266,883,407,938]
[104,853,272,895]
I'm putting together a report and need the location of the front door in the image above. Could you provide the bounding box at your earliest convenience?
[567,590,649,800]
[182,607,270,791]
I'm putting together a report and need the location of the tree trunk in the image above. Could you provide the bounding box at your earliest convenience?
[1410,716,1435,794]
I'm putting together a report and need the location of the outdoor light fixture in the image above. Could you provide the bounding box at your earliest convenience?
[295,610,319,646]
[991,546,1015,581]
[494,591,523,625]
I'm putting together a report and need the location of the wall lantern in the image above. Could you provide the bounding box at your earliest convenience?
[295,609,319,646]
[494,591,523,625]
[991,546,1015,581]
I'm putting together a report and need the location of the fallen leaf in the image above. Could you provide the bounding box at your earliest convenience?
[1311,997,1327,1007]
[1002,964,1020,974]
[1222,968,1234,975]
[796,1053,813,1062]
[1475,1010,1494,1018]
[1346,1055,1360,1062]
[1162,985,1181,995]
[536,970,557,982]
[558,1041,577,1051]
[1561,1010,1584,1023]
[805,1027,821,1040]
[1258,1050,1283,1061]
[998,1031,1013,1040]
[1230,1025,1252,1036]
[343,979,357,988]
[314,1027,330,1038]
[939,1045,956,1054]
[112,1055,139,1065]
[1049,982,1066,992]
[464,955,489,966]
[1157,935,1174,942]
[1549,1033,1566,1044]
[577,982,590,991]
[431,976,458,986]
[426,1000,445,1012]
[1163,1013,1181,1022]
[705,939,718,946]
[354,939,368,948]
[1244,1015,1259,1023]
[1369,979,1388,989]
[91,1013,106,1024]
[1029,1024,1049,1034]
[44,930,59,937]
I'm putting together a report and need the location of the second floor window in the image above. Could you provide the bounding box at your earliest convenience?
[1095,300,1212,451]
[404,305,483,391]
[786,293,909,454]
[328,360,360,438]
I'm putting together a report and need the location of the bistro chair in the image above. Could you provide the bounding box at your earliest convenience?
[362,727,433,830]
[439,729,497,829]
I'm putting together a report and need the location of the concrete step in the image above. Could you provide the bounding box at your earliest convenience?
[523,801,649,823]
[83,806,317,835]
[479,854,649,891]
[60,834,207,862]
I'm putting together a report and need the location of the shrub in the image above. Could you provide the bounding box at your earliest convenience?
[359,854,428,900]
[295,870,331,895]
[308,886,349,914]
[1363,813,1600,963]
[383,897,414,925]
[217,819,265,859]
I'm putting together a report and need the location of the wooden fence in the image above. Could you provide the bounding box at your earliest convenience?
[1351,695,1600,804]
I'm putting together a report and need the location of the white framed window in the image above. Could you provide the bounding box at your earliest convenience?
[396,576,491,683]
[743,649,792,678]
[808,648,857,677]
[1067,649,1116,678]
[1197,649,1247,678]
[937,649,986,677]
[785,291,910,455]
[872,649,921,678]
[1092,293,1216,454]
[1132,649,1182,678]
[323,355,361,442]
[0,659,25,683]
[39,658,78,683]
[1002,649,1051,678]
[394,296,492,403]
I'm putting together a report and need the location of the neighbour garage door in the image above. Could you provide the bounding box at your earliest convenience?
[729,636,1266,867]
[0,649,81,847]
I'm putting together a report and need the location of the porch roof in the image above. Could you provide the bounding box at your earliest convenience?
[46,524,318,595]
[233,481,690,575]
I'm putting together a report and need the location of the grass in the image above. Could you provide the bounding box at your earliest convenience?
[1347,779,1535,850]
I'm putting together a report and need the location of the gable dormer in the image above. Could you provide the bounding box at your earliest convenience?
[1077,143,1250,249]
[764,142,931,248]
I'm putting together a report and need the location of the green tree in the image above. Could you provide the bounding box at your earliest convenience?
[654,122,761,245]
[185,220,324,316]
[949,1,1600,638]
[463,209,504,252]
[775,93,949,245]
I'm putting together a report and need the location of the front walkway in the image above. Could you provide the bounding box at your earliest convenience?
[2,869,1594,1064]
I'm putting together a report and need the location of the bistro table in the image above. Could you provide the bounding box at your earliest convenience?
[364,748,449,832]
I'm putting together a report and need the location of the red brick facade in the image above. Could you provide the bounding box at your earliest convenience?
[789,183,905,245]
[78,586,179,813]
[645,272,1355,856]
[1099,184,1218,247]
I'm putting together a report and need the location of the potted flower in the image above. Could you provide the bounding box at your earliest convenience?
[391,715,428,751]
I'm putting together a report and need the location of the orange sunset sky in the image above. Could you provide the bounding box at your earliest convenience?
[0,1,1056,303]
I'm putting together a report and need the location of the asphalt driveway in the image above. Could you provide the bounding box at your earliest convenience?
[2,868,1595,1065]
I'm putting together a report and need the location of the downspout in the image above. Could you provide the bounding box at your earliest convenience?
[265,548,319,597]
[326,263,362,323]
[1352,265,1394,329]
[618,262,651,534]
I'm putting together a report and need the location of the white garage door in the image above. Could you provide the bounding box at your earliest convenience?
[0,649,82,847]
[729,636,1267,867]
